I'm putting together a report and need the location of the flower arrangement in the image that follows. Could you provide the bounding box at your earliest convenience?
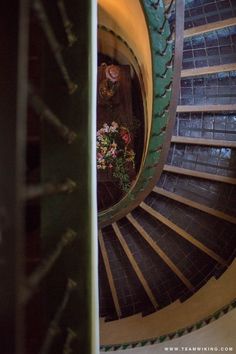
[97,121,135,192]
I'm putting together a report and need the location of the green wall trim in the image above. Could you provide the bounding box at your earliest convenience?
[100,299,236,351]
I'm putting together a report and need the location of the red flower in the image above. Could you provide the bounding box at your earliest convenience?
[120,127,132,145]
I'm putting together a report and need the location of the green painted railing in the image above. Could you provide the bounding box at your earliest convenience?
[98,0,184,227]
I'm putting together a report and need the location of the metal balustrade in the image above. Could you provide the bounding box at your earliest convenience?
[57,0,78,47]
[20,229,77,304]
[63,328,78,354]
[25,179,77,200]
[32,0,78,94]
[39,278,77,354]
[29,85,77,144]
[0,0,98,353]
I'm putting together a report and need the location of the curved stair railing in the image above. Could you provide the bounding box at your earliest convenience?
[0,1,98,353]
[98,0,185,227]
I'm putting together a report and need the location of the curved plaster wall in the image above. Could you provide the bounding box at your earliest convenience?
[98,0,153,141]
[102,308,236,354]
[100,260,236,345]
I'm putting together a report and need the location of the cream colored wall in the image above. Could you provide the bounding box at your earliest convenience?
[98,29,136,68]
[100,260,236,345]
[98,0,153,141]
[102,309,236,354]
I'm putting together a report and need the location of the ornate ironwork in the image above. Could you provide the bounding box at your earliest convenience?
[25,179,77,200]
[40,278,77,354]
[63,328,78,354]
[57,0,78,47]
[29,85,77,144]
[32,0,78,94]
[20,229,77,304]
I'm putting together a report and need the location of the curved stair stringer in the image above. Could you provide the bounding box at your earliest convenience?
[98,0,185,227]
[100,259,236,347]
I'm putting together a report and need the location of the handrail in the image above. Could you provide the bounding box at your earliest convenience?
[98,0,185,227]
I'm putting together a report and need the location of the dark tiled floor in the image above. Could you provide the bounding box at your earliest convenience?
[184,0,236,29]
[100,226,152,317]
[169,1,236,32]
[183,27,236,69]
[174,112,236,140]
[167,143,236,177]
[99,249,117,319]
[180,72,236,105]
[118,218,187,307]
[144,193,236,261]
[158,172,236,216]
[131,207,219,288]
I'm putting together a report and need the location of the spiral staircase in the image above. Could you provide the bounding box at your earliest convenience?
[0,0,236,353]
[99,0,236,308]
[98,0,236,350]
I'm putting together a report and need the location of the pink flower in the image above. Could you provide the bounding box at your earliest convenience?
[103,123,109,133]
[97,152,103,159]
[110,148,117,157]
